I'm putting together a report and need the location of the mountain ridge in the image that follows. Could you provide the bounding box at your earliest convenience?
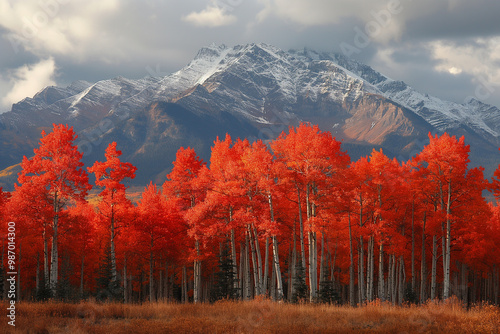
[1,43,499,190]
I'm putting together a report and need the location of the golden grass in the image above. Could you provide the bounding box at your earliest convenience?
[1,298,499,334]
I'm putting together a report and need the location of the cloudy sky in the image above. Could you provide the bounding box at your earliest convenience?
[1,0,499,112]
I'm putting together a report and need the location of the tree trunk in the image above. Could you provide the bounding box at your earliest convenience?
[244,234,252,300]
[290,224,297,302]
[263,237,269,295]
[296,184,306,271]
[272,236,283,300]
[398,255,405,305]
[443,181,452,300]
[348,212,355,306]
[35,252,40,295]
[149,234,154,303]
[194,239,201,303]
[124,256,128,303]
[182,266,188,303]
[43,226,49,288]
[239,241,244,299]
[254,226,264,296]
[420,213,426,303]
[391,254,397,304]
[50,192,59,296]
[110,202,118,289]
[493,265,499,305]
[271,254,276,300]
[387,253,392,303]
[319,233,325,291]
[378,242,384,301]
[306,184,317,302]
[358,236,365,304]
[164,260,170,300]
[158,265,162,301]
[367,236,374,302]
[80,254,85,298]
[230,227,238,294]
[247,225,260,296]
[308,231,317,301]
[366,236,371,302]
[332,243,337,287]
[431,235,437,300]
[268,193,283,300]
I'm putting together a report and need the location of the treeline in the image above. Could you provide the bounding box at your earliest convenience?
[0,123,499,305]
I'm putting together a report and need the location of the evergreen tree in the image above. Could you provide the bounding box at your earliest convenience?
[210,242,238,302]
[404,286,418,304]
[36,277,52,301]
[96,243,122,302]
[292,261,308,303]
[319,279,340,304]
[56,255,73,301]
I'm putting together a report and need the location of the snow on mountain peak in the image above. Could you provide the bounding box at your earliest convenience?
[7,43,500,142]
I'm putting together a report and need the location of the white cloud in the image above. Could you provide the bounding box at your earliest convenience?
[430,38,500,88]
[0,0,119,58]
[1,58,56,109]
[448,67,462,75]
[183,5,237,27]
[254,0,477,44]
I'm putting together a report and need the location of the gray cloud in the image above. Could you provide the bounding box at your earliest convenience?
[0,0,499,111]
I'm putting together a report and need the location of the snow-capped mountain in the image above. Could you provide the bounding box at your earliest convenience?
[1,43,499,189]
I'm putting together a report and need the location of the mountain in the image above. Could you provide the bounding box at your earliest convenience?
[1,43,499,190]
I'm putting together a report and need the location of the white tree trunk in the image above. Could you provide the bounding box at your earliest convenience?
[124,256,127,303]
[247,225,260,296]
[194,240,201,303]
[43,227,49,288]
[420,214,426,303]
[149,235,154,303]
[358,237,365,304]
[230,228,238,294]
[398,255,405,305]
[378,242,384,301]
[244,235,252,300]
[431,235,437,300]
[272,236,283,300]
[319,233,325,290]
[50,192,59,296]
[296,184,306,272]
[443,182,452,300]
[263,237,269,294]
[348,212,355,306]
[254,226,264,295]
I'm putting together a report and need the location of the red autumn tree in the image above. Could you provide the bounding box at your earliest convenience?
[186,135,246,299]
[271,122,350,301]
[163,147,208,303]
[88,141,136,295]
[64,200,98,296]
[413,132,487,300]
[17,124,91,295]
[136,182,182,302]
[239,139,284,299]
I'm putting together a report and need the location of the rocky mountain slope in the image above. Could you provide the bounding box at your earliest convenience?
[1,43,499,189]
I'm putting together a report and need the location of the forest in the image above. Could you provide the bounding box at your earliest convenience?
[1,122,499,307]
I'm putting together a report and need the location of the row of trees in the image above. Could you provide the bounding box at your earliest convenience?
[1,123,499,305]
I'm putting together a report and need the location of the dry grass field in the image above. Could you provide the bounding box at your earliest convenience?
[1,298,499,333]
